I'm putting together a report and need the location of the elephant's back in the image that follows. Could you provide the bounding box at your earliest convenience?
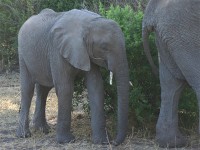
[18,12,61,50]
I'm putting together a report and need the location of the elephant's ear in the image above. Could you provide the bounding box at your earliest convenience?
[50,16,90,71]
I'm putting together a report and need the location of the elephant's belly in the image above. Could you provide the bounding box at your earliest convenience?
[25,60,54,87]
[30,70,54,87]
[33,75,54,87]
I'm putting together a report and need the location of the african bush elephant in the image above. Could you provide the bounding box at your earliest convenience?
[142,0,200,148]
[16,9,129,145]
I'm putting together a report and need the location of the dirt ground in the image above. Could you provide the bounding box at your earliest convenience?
[0,72,200,150]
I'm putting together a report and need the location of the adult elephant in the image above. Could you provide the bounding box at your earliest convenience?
[16,9,129,145]
[142,0,200,148]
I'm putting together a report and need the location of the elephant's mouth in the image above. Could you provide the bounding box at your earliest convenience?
[90,56,108,69]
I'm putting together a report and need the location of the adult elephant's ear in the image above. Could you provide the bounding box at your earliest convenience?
[50,15,90,71]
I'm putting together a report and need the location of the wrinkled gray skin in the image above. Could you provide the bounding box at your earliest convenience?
[142,0,200,148]
[16,9,129,145]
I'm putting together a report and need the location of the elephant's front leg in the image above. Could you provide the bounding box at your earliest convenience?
[156,60,187,148]
[86,64,109,144]
[32,84,52,134]
[54,77,75,143]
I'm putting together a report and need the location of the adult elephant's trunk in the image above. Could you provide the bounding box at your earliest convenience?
[112,59,129,145]
[142,26,159,77]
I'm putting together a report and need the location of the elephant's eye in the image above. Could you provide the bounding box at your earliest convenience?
[101,43,109,52]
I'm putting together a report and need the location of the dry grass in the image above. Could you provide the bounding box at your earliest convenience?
[0,72,199,149]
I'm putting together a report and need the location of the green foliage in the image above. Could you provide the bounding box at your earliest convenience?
[0,1,45,70]
[0,0,37,69]
[179,87,198,130]
[39,0,84,12]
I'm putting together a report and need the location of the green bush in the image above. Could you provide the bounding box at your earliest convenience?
[39,0,85,12]
[0,0,38,70]
[179,87,198,130]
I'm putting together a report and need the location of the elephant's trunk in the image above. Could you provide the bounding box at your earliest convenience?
[112,59,129,145]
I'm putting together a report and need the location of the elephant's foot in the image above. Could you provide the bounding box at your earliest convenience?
[16,126,31,138]
[92,131,111,145]
[56,132,75,144]
[32,122,50,134]
[156,132,188,148]
[111,131,127,146]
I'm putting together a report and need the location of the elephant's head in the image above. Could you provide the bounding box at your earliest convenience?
[86,18,130,145]
[51,10,129,145]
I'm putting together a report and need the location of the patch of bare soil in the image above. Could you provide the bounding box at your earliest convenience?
[0,72,199,149]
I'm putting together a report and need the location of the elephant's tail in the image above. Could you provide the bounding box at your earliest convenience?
[142,25,159,77]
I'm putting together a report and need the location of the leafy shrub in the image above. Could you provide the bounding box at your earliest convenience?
[0,0,38,70]
[179,87,198,130]
[39,0,85,12]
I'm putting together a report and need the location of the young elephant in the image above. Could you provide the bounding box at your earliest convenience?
[16,9,129,145]
[143,0,200,148]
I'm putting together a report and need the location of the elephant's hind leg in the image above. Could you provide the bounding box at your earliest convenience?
[156,60,187,148]
[16,58,34,138]
[32,84,52,134]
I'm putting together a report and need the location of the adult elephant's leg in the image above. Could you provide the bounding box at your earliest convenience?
[54,75,75,143]
[156,60,187,148]
[16,58,34,138]
[33,84,52,134]
[85,63,108,144]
